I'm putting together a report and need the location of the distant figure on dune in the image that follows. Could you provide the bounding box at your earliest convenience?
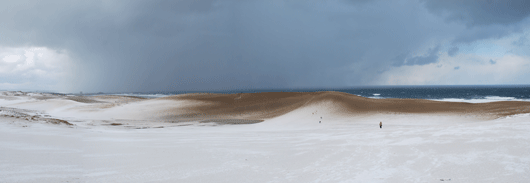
[379,121,382,129]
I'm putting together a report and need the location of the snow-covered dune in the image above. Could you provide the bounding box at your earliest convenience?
[1,91,530,182]
[2,91,530,127]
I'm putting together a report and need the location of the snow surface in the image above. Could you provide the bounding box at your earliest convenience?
[1,94,530,182]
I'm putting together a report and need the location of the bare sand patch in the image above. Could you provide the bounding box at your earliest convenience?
[168,91,530,122]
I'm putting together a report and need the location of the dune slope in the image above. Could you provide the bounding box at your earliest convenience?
[164,91,530,121]
[2,91,530,124]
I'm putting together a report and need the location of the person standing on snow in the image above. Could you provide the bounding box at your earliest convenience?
[379,121,382,129]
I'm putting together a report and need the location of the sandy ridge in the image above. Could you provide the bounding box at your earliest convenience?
[165,91,530,121]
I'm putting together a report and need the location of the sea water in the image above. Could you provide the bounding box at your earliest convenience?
[95,85,530,103]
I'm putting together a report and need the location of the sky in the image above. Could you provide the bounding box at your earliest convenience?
[1,0,529,93]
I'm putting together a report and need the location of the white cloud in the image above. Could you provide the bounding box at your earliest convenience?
[377,53,530,85]
[2,55,21,63]
[24,50,35,65]
[0,82,30,90]
[376,26,530,86]
[0,47,72,92]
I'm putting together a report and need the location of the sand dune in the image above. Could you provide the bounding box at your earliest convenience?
[2,91,530,125]
[2,91,530,182]
[167,91,530,122]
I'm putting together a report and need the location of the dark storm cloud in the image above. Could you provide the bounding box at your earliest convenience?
[451,24,519,44]
[423,0,530,44]
[1,0,529,92]
[1,0,239,91]
[390,45,442,67]
[403,45,441,66]
[423,0,530,27]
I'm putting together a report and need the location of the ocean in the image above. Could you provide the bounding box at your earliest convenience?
[100,85,530,103]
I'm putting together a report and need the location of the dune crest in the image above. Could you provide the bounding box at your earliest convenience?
[163,91,530,122]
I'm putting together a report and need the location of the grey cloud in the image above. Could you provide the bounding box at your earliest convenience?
[423,0,530,27]
[452,24,518,44]
[0,0,528,92]
[447,47,459,57]
[512,35,529,46]
[423,0,530,44]
[454,66,460,70]
[402,45,441,66]
[391,53,408,67]
[489,59,497,64]
[343,0,374,6]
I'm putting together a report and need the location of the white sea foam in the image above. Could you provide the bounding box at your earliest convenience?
[367,93,383,99]
[433,96,530,103]
[364,95,530,103]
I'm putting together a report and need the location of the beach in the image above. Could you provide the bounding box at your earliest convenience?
[1,91,530,182]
